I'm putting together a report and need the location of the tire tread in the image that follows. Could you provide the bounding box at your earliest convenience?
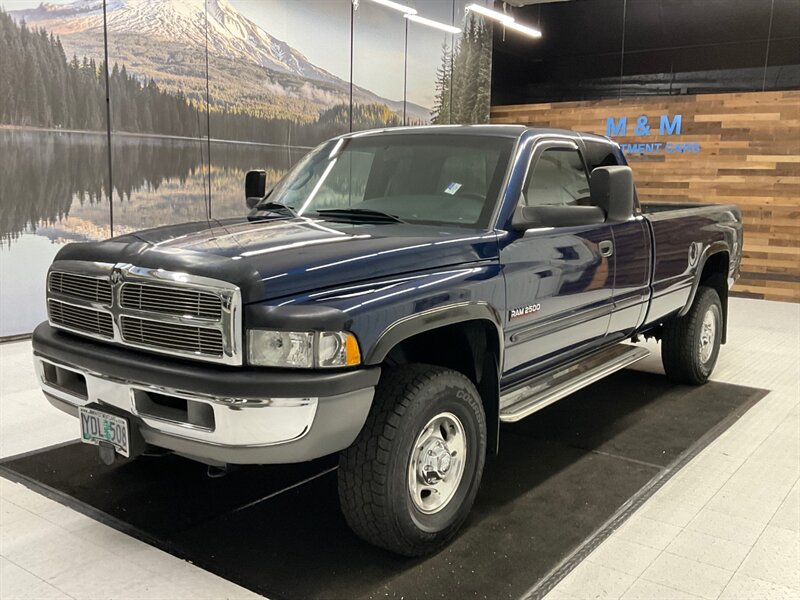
[661,286,721,385]
[338,364,483,556]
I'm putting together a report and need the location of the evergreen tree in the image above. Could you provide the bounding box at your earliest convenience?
[461,18,481,122]
[471,20,492,123]
[431,41,452,125]
[0,10,420,145]
[428,14,492,125]
[450,30,469,122]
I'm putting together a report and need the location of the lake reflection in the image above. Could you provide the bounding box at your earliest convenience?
[0,129,307,337]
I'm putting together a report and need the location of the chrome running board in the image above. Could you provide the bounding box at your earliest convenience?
[499,345,650,423]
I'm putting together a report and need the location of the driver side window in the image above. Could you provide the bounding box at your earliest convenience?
[522,147,591,207]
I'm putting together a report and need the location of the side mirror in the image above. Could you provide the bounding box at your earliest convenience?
[590,166,634,222]
[512,205,606,231]
[245,170,267,209]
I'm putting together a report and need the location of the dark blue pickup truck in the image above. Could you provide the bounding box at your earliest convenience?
[33,125,742,555]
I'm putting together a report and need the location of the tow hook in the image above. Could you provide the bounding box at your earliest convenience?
[97,441,116,466]
[207,464,237,478]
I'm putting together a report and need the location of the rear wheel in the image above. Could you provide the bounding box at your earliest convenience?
[338,364,486,556]
[661,285,723,385]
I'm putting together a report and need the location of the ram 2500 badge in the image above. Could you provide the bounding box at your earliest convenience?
[32,126,742,556]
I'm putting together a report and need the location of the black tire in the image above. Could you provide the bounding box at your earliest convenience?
[338,364,486,556]
[662,286,723,385]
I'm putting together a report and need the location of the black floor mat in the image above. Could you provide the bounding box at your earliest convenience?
[0,371,767,600]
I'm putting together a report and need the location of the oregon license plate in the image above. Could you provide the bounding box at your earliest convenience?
[79,407,130,457]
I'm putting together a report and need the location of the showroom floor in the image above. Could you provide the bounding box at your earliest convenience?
[1,297,798,600]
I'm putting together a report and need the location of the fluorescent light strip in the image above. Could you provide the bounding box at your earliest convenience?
[465,3,513,24]
[368,0,417,15]
[504,20,542,38]
[404,14,462,34]
[466,3,542,39]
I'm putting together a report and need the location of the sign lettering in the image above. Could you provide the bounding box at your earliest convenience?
[604,114,699,155]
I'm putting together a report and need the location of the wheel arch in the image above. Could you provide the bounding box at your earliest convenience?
[679,244,730,343]
[364,302,503,454]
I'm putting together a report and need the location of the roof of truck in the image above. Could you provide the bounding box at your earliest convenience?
[338,124,614,144]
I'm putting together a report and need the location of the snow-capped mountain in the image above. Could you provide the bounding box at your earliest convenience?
[10,0,430,120]
[13,0,339,83]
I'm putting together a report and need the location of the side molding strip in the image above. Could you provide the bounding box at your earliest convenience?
[509,304,613,344]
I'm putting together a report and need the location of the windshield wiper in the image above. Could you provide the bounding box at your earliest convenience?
[248,201,297,221]
[315,208,405,223]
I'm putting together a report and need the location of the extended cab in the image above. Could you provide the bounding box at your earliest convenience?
[32,126,742,555]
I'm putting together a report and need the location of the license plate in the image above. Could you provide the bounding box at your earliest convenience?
[79,407,130,457]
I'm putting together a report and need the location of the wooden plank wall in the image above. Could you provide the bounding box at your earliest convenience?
[491,91,800,302]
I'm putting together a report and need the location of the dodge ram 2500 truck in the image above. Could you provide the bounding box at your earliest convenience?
[32,125,742,556]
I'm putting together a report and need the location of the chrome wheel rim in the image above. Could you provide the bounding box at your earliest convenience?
[699,307,717,364]
[408,412,467,515]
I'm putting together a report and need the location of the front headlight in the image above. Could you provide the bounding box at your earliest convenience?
[248,330,361,368]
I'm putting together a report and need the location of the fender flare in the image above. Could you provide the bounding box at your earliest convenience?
[364,301,504,366]
[678,241,730,318]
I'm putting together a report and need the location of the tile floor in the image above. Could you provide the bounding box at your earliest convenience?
[1,297,798,600]
[544,298,800,600]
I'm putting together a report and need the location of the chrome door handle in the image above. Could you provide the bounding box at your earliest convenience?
[599,240,614,257]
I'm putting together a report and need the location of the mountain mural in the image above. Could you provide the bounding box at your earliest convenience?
[8,0,431,133]
[0,0,493,337]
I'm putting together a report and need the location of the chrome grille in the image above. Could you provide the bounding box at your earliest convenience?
[46,262,241,365]
[120,283,222,320]
[48,299,113,338]
[120,316,224,357]
[49,272,112,305]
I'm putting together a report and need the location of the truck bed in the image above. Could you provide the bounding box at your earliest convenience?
[640,201,743,328]
[640,201,736,215]
[640,202,739,220]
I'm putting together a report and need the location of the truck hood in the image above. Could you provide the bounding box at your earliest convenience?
[54,217,500,304]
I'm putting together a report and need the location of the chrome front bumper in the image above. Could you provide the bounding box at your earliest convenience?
[34,355,375,465]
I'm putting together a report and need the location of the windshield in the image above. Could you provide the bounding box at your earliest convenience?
[266,134,515,227]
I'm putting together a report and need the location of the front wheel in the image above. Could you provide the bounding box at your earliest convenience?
[338,364,486,556]
[661,285,723,385]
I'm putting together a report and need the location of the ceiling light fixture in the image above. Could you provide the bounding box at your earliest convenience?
[404,14,462,34]
[465,3,542,39]
[465,3,513,24]
[504,20,542,38]
[368,0,417,15]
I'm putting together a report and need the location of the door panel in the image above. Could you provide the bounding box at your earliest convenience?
[608,216,651,339]
[500,140,616,384]
[501,224,614,381]
[499,139,618,384]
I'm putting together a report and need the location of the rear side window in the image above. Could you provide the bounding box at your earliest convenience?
[523,147,590,207]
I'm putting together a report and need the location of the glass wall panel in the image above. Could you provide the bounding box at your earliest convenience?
[105,0,211,234]
[765,0,800,91]
[491,0,799,104]
[208,0,351,220]
[405,0,453,125]
[492,0,624,104]
[451,0,493,124]
[0,4,110,336]
[352,0,406,131]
